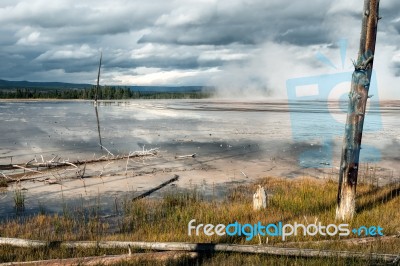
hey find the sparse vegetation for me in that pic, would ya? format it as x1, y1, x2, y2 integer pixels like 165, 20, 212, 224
0, 177, 8, 188
13, 189, 25, 212
0, 176, 399, 265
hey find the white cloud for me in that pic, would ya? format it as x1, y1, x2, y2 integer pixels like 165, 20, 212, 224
115, 68, 219, 86
16, 31, 41, 46
36, 44, 97, 60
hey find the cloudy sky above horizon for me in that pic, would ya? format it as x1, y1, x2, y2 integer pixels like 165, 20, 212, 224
1, 0, 400, 98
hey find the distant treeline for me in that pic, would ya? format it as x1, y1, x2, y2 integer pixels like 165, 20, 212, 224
0, 86, 213, 99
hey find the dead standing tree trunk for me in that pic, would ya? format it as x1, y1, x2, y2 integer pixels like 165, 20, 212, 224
336, 0, 380, 221
95, 52, 103, 150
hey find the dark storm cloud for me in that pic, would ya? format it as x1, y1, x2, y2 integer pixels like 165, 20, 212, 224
0, 1, 164, 33
106, 55, 222, 70
0, 0, 398, 93
138, 27, 256, 46
139, 1, 331, 47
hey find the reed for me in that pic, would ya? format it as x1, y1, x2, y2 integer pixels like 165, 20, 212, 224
13, 188, 25, 212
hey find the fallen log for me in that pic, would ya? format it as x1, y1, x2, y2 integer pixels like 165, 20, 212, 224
175, 153, 196, 159
0, 251, 198, 266
0, 238, 398, 263
132, 174, 179, 201
276, 234, 400, 247
0, 149, 158, 174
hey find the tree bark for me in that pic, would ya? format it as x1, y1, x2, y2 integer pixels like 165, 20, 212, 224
95, 52, 103, 150
95, 52, 102, 103
336, 0, 380, 221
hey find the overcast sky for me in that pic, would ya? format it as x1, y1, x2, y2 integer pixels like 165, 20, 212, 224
1, 0, 399, 98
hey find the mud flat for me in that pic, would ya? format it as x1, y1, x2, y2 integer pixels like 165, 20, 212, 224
0, 99, 399, 218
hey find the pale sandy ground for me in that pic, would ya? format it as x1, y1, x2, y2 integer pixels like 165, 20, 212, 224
1, 144, 398, 219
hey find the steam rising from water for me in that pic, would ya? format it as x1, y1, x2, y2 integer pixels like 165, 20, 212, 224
211, 41, 400, 100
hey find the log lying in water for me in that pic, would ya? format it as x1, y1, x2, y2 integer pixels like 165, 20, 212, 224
0, 149, 158, 172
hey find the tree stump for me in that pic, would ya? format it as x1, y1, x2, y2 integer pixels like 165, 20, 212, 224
253, 185, 267, 211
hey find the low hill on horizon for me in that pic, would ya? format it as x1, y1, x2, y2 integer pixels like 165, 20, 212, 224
0, 79, 213, 93
0, 79, 91, 89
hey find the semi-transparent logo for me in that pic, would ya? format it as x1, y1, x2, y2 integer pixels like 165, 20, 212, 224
286, 40, 382, 168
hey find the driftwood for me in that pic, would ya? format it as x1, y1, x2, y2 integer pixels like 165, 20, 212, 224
0, 149, 158, 173
11, 165, 42, 174
44, 179, 60, 185
175, 153, 196, 159
0, 251, 198, 266
0, 239, 398, 262
132, 175, 179, 201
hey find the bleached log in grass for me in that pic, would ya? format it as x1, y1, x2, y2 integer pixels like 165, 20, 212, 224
0, 238, 45, 248
276, 234, 400, 247
0, 251, 198, 266
0, 238, 398, 263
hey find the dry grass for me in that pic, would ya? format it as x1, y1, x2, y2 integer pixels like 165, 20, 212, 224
0, 176, 399, 265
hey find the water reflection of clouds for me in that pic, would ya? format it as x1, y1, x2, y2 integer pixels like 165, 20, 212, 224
3, 118, 27, 122
104, 105, 201, 121
1, 100, 399, 166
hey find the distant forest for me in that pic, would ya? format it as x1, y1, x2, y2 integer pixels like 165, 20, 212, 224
0, 86, 213, 99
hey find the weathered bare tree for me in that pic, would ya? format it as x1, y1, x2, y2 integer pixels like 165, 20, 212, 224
95, 52, 103, 150
95, 52, 102, 103
336, 0, 380, 221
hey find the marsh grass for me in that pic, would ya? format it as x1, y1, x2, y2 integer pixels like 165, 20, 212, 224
1, 176, 399, 264
13, 189, 25, 212
0, 177, 7, 188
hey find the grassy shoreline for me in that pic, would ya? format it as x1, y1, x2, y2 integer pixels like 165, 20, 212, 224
1, 176, 399, 264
